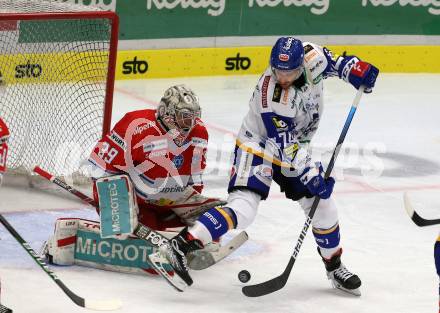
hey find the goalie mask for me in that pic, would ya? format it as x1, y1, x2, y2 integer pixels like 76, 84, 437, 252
157, 85, 201, 134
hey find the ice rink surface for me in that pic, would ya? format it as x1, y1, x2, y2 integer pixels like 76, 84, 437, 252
1, 73, 440, 313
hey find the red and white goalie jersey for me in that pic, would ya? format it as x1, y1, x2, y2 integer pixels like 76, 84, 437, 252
0, 117, 9, 180
89, 109, 208, 229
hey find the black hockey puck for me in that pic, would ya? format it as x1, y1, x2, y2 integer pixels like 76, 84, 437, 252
238, 270, 251, 283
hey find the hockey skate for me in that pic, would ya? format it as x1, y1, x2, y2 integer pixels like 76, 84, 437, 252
147, 227, 203, 292
319, 248, 361, 296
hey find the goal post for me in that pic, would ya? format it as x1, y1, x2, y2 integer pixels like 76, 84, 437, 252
0, 1, 118, 181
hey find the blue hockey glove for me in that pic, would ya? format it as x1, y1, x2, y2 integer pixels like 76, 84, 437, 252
339, 56, 379, 93
300, 162, 335, 199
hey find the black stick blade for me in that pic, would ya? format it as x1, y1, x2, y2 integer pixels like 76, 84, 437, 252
242, 258, 295, 297
242, 275, 288, 297
404, 192, 440, 227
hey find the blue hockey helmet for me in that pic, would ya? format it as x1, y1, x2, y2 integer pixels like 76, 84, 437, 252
270, 37, 304, 71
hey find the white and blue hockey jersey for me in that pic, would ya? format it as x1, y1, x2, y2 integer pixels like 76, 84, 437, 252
236, 42, 347, 170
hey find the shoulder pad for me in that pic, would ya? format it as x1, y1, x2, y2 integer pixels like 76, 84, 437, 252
116, 109, 160, 137
302, 42, 328, 81
191, 119, 208, 140
124, 109, 156, 122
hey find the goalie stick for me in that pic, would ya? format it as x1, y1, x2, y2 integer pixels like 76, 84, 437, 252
33, 167, 248, 282
403, 192, 440, 227
187, 231, 249, 270
0, 214, 122, 311
242, 87, 365, 297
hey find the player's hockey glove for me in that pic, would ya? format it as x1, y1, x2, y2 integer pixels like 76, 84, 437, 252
300, 162, 335, 199
338, 55, 379, 93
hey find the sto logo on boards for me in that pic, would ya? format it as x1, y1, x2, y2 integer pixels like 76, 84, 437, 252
15, 61, 42, 78
225, 53, 251, 71
122, 57, 148, 75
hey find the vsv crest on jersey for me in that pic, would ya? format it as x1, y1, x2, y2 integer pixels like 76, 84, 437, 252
271, 117, 288, 131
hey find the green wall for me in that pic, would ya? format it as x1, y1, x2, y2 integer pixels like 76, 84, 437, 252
114, 0, 440, 40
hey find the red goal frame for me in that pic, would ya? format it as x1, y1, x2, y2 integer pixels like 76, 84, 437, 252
0, 11, 119, 138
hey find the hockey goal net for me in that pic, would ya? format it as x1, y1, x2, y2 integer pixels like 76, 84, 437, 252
0, 0, 118, 183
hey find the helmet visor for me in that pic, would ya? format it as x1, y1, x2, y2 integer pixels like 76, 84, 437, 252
273, 67, 303, 82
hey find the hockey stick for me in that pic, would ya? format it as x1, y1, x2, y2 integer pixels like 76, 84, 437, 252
242, 86, 365, 297
33, 166, 98, 207
0, 214, 122, 310
403, 192, 440, 227
33, 167, 248, 269
0, 304, 13, 313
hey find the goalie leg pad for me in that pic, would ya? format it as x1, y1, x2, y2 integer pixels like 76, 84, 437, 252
46, 218, 235, 274
45, 218, 79, 265
96, 175, 138, 238
46, 218, 173, 275
75, 221, 171, 275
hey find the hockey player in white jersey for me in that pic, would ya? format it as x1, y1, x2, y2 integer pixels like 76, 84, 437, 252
155, 37, 379, 295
